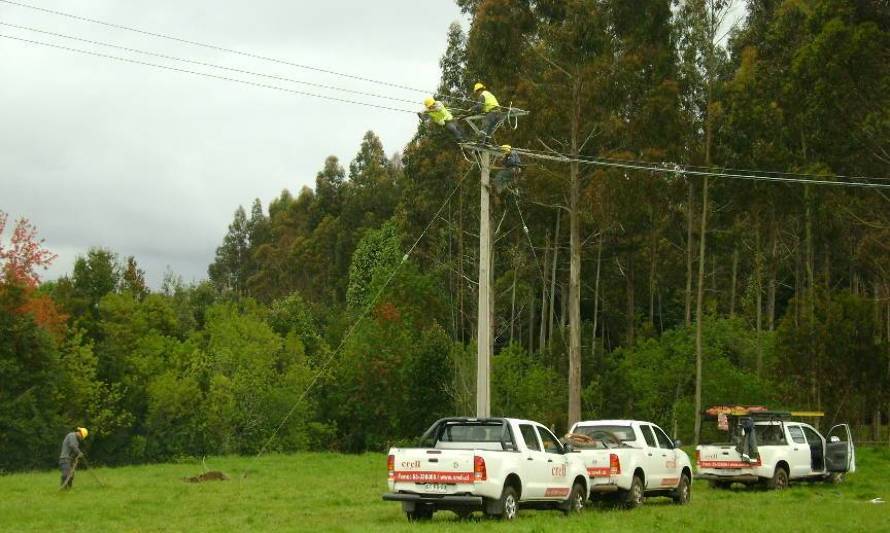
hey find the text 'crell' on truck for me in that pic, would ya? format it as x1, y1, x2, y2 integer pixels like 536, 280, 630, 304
383, 417, 589, 521
695, 406, 855, 490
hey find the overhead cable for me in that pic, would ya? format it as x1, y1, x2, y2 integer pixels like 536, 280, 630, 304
510, 147, 890, 189
527, 148, 889, 183
0, 0, 434, 96
0, 21, 420, 105
0, 33, 417, 113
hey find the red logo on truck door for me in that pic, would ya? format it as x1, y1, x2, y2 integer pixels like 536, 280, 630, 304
545, 487, 570, 497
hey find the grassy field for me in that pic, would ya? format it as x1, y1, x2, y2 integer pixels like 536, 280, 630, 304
1, 448, 888, 532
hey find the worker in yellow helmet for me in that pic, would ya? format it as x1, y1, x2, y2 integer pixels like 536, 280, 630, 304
418, 96, 465, 141
472, 82, 503, 139
59, 427, 88, 489
493, 144, 522, 194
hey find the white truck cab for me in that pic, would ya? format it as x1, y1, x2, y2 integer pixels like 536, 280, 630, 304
567, 420, 693, 508
383, 417, 589, 521
696, 409, 855, 489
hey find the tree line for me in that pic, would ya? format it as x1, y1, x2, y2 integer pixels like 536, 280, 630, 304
1, 0, 888, 471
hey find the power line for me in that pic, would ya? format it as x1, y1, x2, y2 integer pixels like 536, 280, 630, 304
0, 33, 417, 113
0, 0, 434, 96
538, 149, 890, 183
510, 146, 890, 190
0, 21, 421, 105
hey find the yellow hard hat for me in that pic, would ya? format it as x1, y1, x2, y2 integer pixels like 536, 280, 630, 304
77, 427, 89, 438
473, 82, 485, 92
500, 145, 512, 153
423, 97, 435, 108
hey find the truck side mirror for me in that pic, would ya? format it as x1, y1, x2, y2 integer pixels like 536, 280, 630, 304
563, 443, 575, 453
674, 439, 682, 449
829, 436, 840, 443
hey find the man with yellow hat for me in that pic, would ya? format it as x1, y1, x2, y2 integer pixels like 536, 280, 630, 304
59, 427, 88, 489
471, 82, 503, 139
419, 96, 465, 141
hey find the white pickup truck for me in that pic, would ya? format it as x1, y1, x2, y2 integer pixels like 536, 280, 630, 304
566, 420, 693, 508
696, 416, 856, 489
383, 417, 589, 521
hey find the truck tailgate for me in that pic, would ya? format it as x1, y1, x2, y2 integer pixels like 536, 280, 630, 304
697, 445, 761, 469
576, 449, 622, 486
390, 448, 476, 490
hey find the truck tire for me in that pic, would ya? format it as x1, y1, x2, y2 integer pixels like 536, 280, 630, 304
620, 475, 645, 509
497, 485, 519, 521
765, 466, 789, 490
672, 474, 691, 505
562, 482, 586, 515
405, 506, 433, 521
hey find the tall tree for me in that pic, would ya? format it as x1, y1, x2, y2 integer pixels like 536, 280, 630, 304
208, 206, 250, 294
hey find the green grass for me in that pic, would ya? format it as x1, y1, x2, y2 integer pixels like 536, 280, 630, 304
2, 448, 888, 532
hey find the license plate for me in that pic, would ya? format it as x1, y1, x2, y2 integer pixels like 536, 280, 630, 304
422, 483, 449, 493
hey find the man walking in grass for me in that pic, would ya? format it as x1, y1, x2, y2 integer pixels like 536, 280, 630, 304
59, 427, 88, 489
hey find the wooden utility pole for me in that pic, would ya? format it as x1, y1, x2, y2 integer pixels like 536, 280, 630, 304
477, 150, 492, 417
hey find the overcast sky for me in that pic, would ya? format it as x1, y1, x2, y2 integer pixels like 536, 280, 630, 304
1, 0, 465, 288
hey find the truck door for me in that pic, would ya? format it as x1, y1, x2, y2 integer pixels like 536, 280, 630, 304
518, 423, 546, 498
652, 424, 681, 488
536, 426, 572, 500
639, 424, 664, 489
801, 425, 826, 474
825, 424, 855, 473
785, 425, 813, 478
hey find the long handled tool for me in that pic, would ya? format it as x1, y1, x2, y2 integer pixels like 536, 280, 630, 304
58, 456, 79, 491
79, 455, 106, 488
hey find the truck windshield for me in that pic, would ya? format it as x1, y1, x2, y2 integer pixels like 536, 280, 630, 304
440, 423, 506, 442
418, 420, 515, 450
755, 424, 787, 445
572, 425, 635, 448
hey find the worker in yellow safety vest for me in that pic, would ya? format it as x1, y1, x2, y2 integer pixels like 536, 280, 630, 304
419, 97, 465, 141
472, 82, 504, 139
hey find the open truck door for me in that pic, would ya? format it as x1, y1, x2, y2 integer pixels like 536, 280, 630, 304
825, 424, 855, 474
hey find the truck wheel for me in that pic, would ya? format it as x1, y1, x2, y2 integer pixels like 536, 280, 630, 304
620, 475, 645, 509
405, 506, 433, 521
672, 474, 691, 505
563, 482, 586, 515
765, 466, 789, 490
498, 486, 519, 520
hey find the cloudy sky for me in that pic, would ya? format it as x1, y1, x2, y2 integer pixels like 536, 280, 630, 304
1, 0, 465, 288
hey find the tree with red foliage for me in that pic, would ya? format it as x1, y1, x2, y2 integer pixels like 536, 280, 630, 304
0, 211, 66, 335
0, 211, 58, 287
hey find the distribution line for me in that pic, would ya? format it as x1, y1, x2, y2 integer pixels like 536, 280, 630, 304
0, 0, 480, 105
244, 165, 474, 473
527, 148, 890, 183
510, 147, 890, 190
0, 21, 420, 105
0, 33, 417, 113
518, 145, 890, 185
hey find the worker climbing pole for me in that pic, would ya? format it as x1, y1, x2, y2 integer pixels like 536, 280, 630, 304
455, 82, 529, 418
